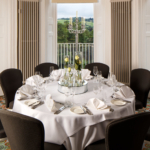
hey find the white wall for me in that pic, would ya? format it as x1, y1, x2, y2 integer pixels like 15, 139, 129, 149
132, 0, 150, 71
0, 0, 17, 96
39, 0, 57, 64
94, 0, 111, 68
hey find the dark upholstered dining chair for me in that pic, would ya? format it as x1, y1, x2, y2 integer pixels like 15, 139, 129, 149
0, 110, 66, 150
130, 68, 150, 110
0, 69, 22, 108
85, 63, 109, 78
35, 63, 59, 77
0, 119, 6, 139
145, 127, 150, 141
85, 112, 150, 150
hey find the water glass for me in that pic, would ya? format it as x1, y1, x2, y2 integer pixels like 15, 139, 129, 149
49, 66, 54, 76
93, 86, 99, 97
35, 71, 40, 75
97, 71, 102, 82
49, 66, 54, 81
93, 66, 98, 76
70, 88, 75, 105
63, 87, 71, 106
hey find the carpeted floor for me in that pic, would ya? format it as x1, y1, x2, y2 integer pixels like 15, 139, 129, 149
0, 96, 150, 150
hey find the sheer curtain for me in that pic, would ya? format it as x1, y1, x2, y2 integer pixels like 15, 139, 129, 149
132, 0, 150, 71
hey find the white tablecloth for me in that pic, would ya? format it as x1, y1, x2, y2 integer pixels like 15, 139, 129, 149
13, 80, 135, 150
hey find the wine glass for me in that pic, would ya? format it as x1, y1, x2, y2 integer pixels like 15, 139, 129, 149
112, 74, 117, 92
35, 71, 40, 76
63, 87, 71, 107
93, 86, 99, 98
49, 66, 54, 82
93, 66, 98, 81
70, 88, 75, 106
97, 71, 102, 83
37, 85, 46, 102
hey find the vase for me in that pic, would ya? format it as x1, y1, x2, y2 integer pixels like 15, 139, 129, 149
64, 55, 69, 68
74, 52, 82, 71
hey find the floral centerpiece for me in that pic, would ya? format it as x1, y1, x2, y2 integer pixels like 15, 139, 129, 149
75, 52, 82, 71
74, 52, 82, 85
64, 55, 69, 68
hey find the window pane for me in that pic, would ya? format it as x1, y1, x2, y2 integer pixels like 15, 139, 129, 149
57, 4, 94, 68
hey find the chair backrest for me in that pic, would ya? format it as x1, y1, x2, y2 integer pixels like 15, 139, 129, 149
35, 63, 59, 77
0, 110, 45, 150
85, 63, 109, 78
130, 68, 150, 107
0, 69, 22, 108
105, 112, 150, 150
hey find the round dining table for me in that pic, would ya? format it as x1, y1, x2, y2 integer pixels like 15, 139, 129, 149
13, 80, 135, 150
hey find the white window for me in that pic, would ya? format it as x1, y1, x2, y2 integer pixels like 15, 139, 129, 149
57, 3, 94, 68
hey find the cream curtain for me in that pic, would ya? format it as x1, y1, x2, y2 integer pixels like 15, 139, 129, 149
52, 0, 98, 3
110, 0, 131, 2
132, 0, 150, 71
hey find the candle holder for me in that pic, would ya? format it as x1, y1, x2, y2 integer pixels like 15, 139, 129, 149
68, 16, 86, 52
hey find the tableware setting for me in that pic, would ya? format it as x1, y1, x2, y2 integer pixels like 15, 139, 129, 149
13, 72, 135, 150
70, 106, 86, 114
111, 99, 127, 106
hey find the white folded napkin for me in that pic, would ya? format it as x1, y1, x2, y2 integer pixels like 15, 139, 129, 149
105, 80, 113, 87
86, 98, 107, 110
45, 94, 63, 112
20, 85, 35, 96
26, 75, 44, 86
81, 69, 93, 80
17, 92, 29, 100
17, 85, 35, 100
113, 86, 135, 100
51, 69, 65, 81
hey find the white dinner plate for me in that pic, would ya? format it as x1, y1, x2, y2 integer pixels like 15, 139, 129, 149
70, 106, 86, 114
111, 99, 127, 106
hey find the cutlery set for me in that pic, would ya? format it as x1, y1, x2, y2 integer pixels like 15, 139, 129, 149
27, 101, 44, 109
54, 105, 94, 115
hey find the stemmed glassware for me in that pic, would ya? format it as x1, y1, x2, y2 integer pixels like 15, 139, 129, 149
35, 71, 43, 77
35, 71, 40, 76
112, 74, 118, 92
97, 71, 102, 83
49, 66, 54, 82
93, 86, 99, 98
93, 66, 98, 82
70, 88, 75, 106
63, 87, 71, 107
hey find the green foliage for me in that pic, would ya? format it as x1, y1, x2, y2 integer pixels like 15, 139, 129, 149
57, 17, 93, 43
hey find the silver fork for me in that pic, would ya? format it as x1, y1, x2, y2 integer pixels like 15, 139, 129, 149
31, 101, 44, 109
54, 106, 68, 115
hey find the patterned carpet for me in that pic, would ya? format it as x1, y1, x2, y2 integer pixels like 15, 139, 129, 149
0, 96, 150, 150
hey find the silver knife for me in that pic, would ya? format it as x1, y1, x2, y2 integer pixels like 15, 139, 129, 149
54, 106, 66, 114
121, 99, 131, 103
83, 106, 93, 115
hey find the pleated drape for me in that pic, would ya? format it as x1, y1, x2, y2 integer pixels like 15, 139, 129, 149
18, 0, 39, 81
111, 1, 131, 84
